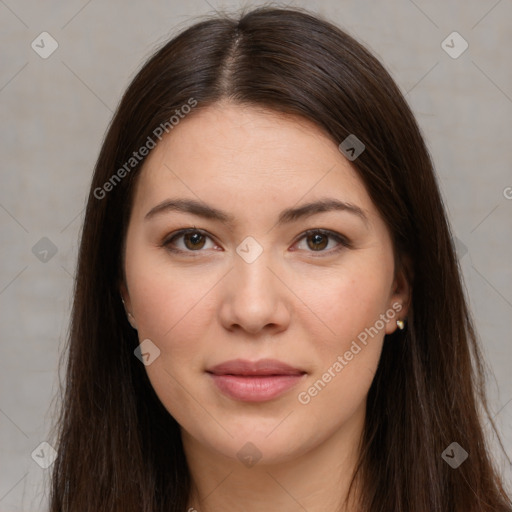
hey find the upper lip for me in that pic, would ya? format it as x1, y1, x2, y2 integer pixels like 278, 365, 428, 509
207, 359, 306, 376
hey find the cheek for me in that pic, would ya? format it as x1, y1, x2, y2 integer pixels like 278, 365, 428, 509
131, 273, 221, 402
293, 257, 394, 352
127, 248, 219, 343
291, 258, 393, 411
292, 306, 386, 439
123, 239, 220, 390
126, 263, 220, 427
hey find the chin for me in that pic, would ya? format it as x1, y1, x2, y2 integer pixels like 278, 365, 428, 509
181, 414, 320, 469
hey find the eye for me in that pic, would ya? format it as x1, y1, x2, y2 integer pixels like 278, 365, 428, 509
162, 228, 350, 256
162, 228, 218, 253
293, 229, 350, 254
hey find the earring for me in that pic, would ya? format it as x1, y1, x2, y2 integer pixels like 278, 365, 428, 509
396, 319, 405, 330
121, 296, 137, 329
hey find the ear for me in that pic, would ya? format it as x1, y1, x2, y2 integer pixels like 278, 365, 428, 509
385, 256, 412, 335
119, 281, 137, 330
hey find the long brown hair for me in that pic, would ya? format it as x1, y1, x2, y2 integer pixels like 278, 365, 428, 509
50, 7, 512, 511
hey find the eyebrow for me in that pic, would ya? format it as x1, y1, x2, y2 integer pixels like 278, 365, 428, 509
144, 197, 368, 226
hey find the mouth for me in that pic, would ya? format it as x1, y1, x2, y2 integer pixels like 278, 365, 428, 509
206, 359, 307, 402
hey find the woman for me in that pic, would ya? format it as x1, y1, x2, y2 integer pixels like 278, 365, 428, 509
49, 6, 512, 512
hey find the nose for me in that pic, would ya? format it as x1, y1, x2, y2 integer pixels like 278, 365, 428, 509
218, 250, 291, 335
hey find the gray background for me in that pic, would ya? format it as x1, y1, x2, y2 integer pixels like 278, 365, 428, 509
1, 0, 511, 510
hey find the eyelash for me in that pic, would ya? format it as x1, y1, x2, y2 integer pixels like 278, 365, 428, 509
161, 227, 351, 256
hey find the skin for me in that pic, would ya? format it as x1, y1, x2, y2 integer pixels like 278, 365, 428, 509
121, 101, 410, 512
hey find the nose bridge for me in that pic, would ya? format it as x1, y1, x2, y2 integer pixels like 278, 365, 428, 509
232, 241, 277, 303
233, 234, 274, 287
219, 238, 290, 333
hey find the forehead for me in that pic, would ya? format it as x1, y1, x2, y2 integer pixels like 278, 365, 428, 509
131, 102, 374, 221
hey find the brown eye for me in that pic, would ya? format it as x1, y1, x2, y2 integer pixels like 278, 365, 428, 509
306, 232, 328, 251
294, 229, 351, 254
163, 229, 217, 254
183, 232, 206, 250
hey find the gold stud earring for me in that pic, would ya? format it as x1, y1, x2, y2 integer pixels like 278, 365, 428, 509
397, 319, 405, 330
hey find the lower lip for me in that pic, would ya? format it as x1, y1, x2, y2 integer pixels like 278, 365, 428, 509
208, 373, 305, 402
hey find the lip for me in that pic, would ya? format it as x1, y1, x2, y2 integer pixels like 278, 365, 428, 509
207, 358, 305, 376
206, 359, 307, 402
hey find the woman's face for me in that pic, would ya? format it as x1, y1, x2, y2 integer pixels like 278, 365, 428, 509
122, 101, 409, 466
